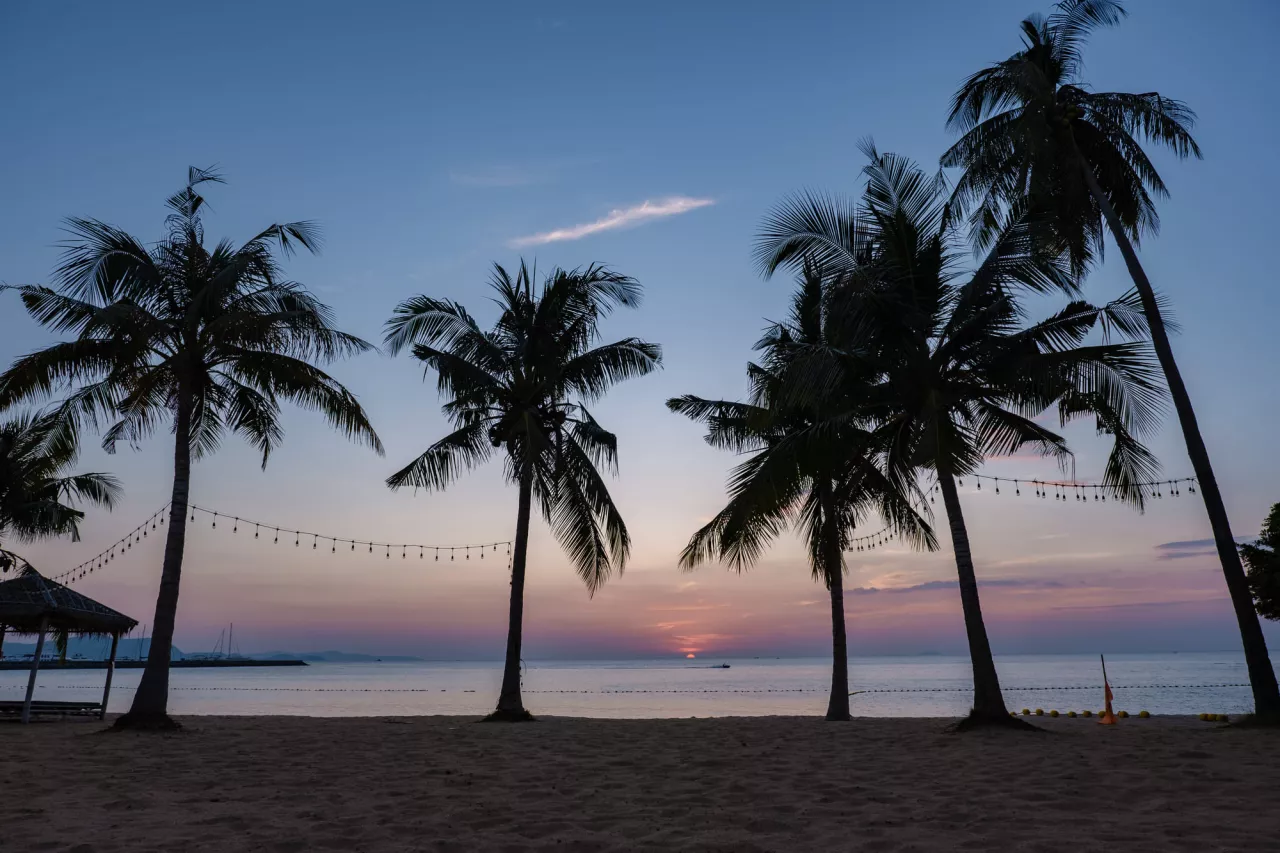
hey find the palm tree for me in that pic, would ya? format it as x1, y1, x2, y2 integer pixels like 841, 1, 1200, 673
0, 411, 120, 660
668, 266, 935, 720
757, 144, 1165, 726
941, 0, 1280, 718
1240, 504, 1280, 622
384, 261, 661, 720
0, 167, 384, 729
0, 409, 121, 575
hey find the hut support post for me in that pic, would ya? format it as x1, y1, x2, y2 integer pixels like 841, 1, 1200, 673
100, 631, 120, 720
21, 615, 49, 724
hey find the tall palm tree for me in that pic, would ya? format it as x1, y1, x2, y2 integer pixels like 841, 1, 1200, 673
0, 409, 121, 574
0, 167, 384, 729
757, 145, 1165, 726
668, 267, 935, 720
384, 261, 661, 720
940, 0, 1280, 718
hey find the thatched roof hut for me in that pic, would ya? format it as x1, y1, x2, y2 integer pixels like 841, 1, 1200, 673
0, 571, 137, 723
0, 571, 137, 636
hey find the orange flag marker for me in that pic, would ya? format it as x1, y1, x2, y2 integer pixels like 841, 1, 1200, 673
1098, 654, 1118, 725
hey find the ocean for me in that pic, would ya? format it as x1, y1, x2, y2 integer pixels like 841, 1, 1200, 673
0, 652, 1260, 717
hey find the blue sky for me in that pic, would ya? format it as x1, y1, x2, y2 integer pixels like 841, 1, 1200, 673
2, 0, 1279, 658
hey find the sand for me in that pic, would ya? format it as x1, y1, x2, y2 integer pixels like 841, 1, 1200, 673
3, 715, 1278, 852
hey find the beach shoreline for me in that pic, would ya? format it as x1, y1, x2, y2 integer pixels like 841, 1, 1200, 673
4, 714, 1277, 851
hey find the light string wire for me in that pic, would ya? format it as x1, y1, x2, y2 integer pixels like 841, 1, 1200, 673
41, 503, 512, 587
846, 474, 1199, 553
45, 504, 171, 586
186, 504, 511, 564
42, 473, 1198, 580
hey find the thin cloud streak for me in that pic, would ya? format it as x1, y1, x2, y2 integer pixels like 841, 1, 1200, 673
509, 196, 714, 247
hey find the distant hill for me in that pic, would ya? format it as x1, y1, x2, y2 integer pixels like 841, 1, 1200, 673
2, 639, 422, 663
2, 637, 180, 660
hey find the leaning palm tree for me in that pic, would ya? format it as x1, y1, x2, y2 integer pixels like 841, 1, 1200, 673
669, 267, 935, 720
757, 145, 1165, 726
940, 0, 1280, 718
0, 167, 384, 729
384, 261, 661, 720
0, 409, 121, 575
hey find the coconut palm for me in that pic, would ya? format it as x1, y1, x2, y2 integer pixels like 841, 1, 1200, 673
940, 0, 1280, 717
0, 409, 121, 575
757, 145, 1165, 726
384, 261, 661, 720
668, 266, 935, 720
0, 167, 383, 728
1241, 504, 1280, 622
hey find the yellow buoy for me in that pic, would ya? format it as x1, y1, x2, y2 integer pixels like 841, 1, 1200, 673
1138, 710, 1150, 719
1034, 708, 1044, 716
1049, 709, 1059, 717
1021, 708, 1031, 716
1117, 710, 1129, 718
1082, 710, 1092, 717
1067, 711, 1077, 718
1198, 713, 1210, 721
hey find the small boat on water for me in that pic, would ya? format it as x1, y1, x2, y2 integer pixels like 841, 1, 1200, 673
717, 663, 730, 669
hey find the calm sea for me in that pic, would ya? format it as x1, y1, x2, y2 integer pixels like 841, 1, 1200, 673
0, 653, 1258, 718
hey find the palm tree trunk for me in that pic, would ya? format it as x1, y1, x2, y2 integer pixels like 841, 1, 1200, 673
491, 461, 534, 721
821, 487, 851, 721
825, 558, 852, 721
1080, 163, 1280, 718
114, 386, 192, 730
937, 470, 1011, 722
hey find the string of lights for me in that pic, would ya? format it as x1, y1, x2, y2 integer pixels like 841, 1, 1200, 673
186, 504, 511, 563
936, 475, 1197, 502
46, 504, 171, 586
846, 474, 1198, 553
46, 503, 512, 588
49, 473, 1195, 581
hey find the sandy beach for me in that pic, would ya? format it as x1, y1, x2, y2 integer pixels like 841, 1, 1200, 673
3, 715, 1278, 852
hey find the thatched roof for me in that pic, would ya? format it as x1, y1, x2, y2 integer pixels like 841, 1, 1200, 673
0, 571, 137, 635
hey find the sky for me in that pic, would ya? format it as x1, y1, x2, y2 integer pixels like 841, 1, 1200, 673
2, 0, 1279, 660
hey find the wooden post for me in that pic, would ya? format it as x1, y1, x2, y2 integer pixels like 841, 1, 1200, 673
0, 624, 6, 659
21, 615, 50, 724
100, 631, 121, 720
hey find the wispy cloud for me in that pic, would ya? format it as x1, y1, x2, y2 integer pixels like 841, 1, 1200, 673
1154, 537, 1248, 560
851, 578, 1064, 595
509, 196, 714, 247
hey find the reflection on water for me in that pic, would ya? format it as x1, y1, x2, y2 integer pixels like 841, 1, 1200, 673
0, 653, 1257, 718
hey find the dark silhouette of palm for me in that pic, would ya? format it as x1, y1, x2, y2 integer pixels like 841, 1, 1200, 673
384, 262, 661, 720
1241, 505, 1280, 623
757, 144, 1164, 726
0, 168, 383, 728
669, 266, 935, 720
0, 410, 121, 575
941, 0, 1280, 718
